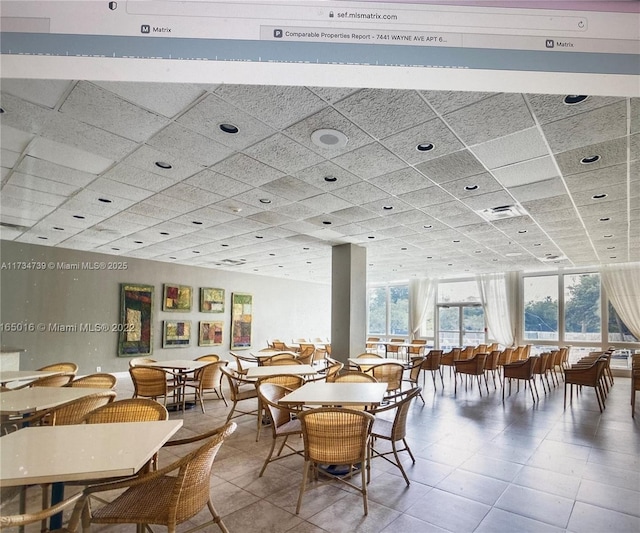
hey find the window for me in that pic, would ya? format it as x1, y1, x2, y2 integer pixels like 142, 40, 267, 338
438, 280, 481, 304
523, 275, 558, 341
437, 280, 484, 348
367, 284, 409, 337
564, 273, 601, 342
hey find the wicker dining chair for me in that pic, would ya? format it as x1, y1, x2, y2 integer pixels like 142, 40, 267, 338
75, 422, 237, 533
502, 356, 540, 403
334, 371, 378, 383
256, 383, 304, 476
255, 374, 305, 441
483, 350, 501, 389
228, 351, 257, 375
366, 362, 405, 396
324, 361, 344, 382
69, 373, 117, 389
0, 491, 83, 532
183, 361, 228, 413
220, 366, 259, 425
83, 398, 168, 424
128, 357, 156, 368
296, 408, 374, 516
369, 387, 421, 485
37, 362, 79, 375
129, 366, 179, 407
564, 358, 607, 413
262, 353, 299, 366
402, 357, 426, 404
421, 350, 444, 389
46, 390, 117, 426
454, 353, 489, 395
296, 344, 316, 365
440, 347, 461, 377
14, 372, 75, 389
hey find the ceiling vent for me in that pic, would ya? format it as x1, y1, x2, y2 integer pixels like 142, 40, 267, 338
0, 221, 30, 231
219, 259, 246, 266
477, 204, 528, 222
539, 254, 568, 262
311, 129, 349, 150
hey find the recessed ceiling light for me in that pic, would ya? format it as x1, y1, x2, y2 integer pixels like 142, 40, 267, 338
134, 240, 143, 244
219, 123, 239, 134
256, 235, 263, 239
607, 246, 616, 250
0, 108, 5, 114
311, 129, 349, 149
423, 224, 432, 229
533, 243, 541, 246
563, 95, 589, 105
192, 221, 203, 225
303, 247, 310, 250
53, 227, 64, 231
269, 253, 276, 256
464, 185, 478, 191
492, 258, 499, 262
474, 250, 482, 254
604, 234, 614, 238
592, 193, 607, 200
73, 215, 85, 219
306, 261, 312, 264
193, 250, 200, 253
599, 217, 610, 221
581, 155, 601, 165
259, 198, 271, 204
324, 176, 337, 182
368, 236, 375, 239
112, 247, 120, 251
98, 198, 112, 203
37, 236, 48, 240
382, 206, 393, 210
278, 265, 284, 268
518, 230, 527, 234
155, 161, 172, 169
221, 243, 229, 247
610, 256, 617, 259
401, 247, 407, 250
322, 221, 332, 225
416, 143, 434, 152
447, 263, 453, 266
426, 256, 433, 259
169, 256, 176, 259
160, 232, 169, 235
452, 240, 460, 243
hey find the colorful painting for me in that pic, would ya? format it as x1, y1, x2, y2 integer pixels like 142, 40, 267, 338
118, 283, 153, 356
163, 320, 191, 348
163, 284, 192, 311
199, 321, 223, 346
231, 293, 252, 350
200, 287, 225, 313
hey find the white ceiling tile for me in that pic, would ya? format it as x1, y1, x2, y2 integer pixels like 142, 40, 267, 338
102, 163, 176, 192
15, 156, 97, 187
526, 93, 623, 125
421, 90, 495, 115
331, 181, 388, 204
462, 190, 516, 211
1, 79, 73, 109
294, 161, 362, 191
59, 82, 169, 142
0, 124, 34, 152
332, 143, 406, 179
93, 81, 204, 118
0, 93, 53, 134
440, 172, 504, 198
185, 169, 252, 197
87, 178, 155, 202
493, 156, 560, 188
1, 148, 20, 168
243, 134, 324, 175
471, 127, 549, 169
7, 172, 80, 197
121, 145, 204, 181
147, 123, 234, 166
1, 183, 69, 207
416, 149, 485, 184
555, 137, 628, 176
259, 176, 324, 202
160, 183, 224, 206
27, 137, 114, 174
509, 178, 568, 203
212, 153, 284, 186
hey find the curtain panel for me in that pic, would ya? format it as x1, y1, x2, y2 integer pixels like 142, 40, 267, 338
409, 278, 436, 340
601, 263, 640, 339
477, 272, 517, 347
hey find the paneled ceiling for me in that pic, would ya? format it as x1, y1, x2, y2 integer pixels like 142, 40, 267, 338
1, 80, 637, 284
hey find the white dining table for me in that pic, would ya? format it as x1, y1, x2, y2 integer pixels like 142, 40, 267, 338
0, 370, 60, 387
0, 420, 183, 486
0, 386, 110, 416
279, 382, 388, 407
246, 364, 318, 378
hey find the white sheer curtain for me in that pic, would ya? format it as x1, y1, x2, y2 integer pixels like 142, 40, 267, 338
601, 262, 640, 339
409, 278, 436, 340
477, 272, 517, 347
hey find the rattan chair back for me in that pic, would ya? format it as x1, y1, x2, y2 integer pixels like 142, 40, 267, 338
368, 362, 404, 393
0, 491, 82, 531
129, 366, 176, 405
334, 371, 378, 383
69, 373, 117, 389
195, 354, 221, 362
48, 390, 116, 426
27, 372, 75, 388
128, 356, 156, 368
83, 398, 168, 423
325, 361, 344, 382
37, 362, 78, 375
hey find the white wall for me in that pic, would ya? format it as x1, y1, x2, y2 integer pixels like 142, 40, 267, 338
0, 241, 330, 372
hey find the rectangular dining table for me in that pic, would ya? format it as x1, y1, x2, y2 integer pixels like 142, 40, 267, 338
139, 359, 210, 411
279, 382, 388, 407
0, 386, 110, 416
0, 420, 183, 528
246, 364, 318, 378
0, 370, 60, 387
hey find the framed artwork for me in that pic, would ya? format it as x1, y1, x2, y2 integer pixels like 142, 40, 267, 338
200, 287, 225, 313
163, 284, 192, 311
118, 283, 154, 356
163, 320, 191, 348
231, 293, 252, 350
199, 321, 223, 346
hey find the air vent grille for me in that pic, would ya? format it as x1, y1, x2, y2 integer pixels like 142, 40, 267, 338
477, 204, 528, 222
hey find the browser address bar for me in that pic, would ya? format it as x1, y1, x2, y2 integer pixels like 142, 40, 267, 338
126, 1, 588, 32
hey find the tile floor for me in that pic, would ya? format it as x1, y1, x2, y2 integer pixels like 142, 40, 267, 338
4, 368, 640, 532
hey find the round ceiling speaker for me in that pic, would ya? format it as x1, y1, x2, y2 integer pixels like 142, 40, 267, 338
311, 129, 349, 149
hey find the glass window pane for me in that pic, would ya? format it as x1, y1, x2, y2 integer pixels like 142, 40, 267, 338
564, 273, 601, 342
608, 302, 639, 343
438, 281, 480, 303
523, 275, 558, 341
368, 287, 386, 335
439, 306, 459, 348
389, 285, 409, 335
462, 306, 485, 345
